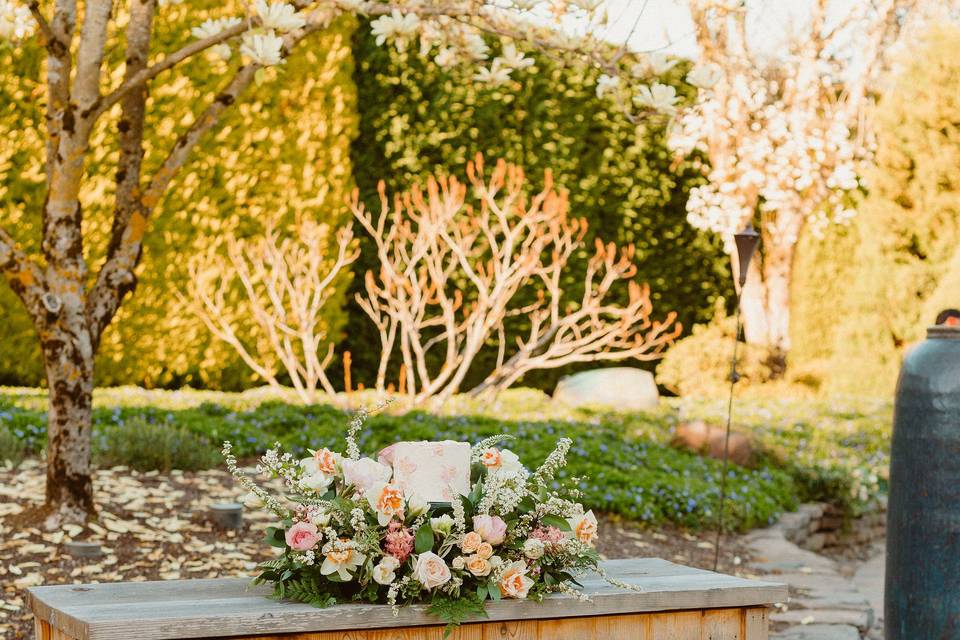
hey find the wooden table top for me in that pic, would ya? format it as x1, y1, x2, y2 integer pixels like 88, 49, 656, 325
28, 557, 787, 640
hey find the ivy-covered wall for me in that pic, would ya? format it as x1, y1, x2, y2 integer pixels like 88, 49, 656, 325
0, 9, 359, 389
338, 25, 732, 392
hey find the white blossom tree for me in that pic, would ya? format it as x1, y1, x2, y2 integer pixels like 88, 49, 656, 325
670, 0, 932, 370
0, 0, 713, 525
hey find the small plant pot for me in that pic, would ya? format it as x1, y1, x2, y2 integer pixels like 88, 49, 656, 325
210, 502, 244, 529
65, 541, 102, 558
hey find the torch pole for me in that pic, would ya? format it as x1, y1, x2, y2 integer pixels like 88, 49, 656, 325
712, 295, 742, 572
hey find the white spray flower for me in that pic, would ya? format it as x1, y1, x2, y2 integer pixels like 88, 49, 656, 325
240, 29, 285, 66
191, 17, 242, 40
0, 0, 34, 41
634, 82, 679, 114
687, 63, 723, 90
595, 73, 620, 99
254, 0, 305, 32
645, 52, 678, 75
498, 43, 534, 70
370, 10, 420, 52
474, 60, 513, 86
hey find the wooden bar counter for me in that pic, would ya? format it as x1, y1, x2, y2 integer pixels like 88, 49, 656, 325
28, 558, 786, 640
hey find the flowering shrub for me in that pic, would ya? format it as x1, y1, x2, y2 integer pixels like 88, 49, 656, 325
224, 414, 637, 628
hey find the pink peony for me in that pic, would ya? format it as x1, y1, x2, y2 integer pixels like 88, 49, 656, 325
384, 521, 414, 563
285, 521, 320, 551
473, 514, 507, 545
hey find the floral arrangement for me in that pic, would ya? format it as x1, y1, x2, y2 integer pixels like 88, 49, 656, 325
222, 406, 638, 630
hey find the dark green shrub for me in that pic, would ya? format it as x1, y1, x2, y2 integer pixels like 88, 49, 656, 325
94, 418, 221, 472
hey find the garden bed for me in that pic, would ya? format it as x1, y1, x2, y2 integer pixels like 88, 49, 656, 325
0, 387, 891, 525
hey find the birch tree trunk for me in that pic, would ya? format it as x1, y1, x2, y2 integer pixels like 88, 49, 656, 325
735, 228, 794, 375
42, 314, 96, 523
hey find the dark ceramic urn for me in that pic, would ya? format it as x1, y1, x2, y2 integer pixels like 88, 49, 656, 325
886, 326, 960, 639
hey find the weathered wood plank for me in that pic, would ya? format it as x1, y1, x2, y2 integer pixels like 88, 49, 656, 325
648, 610, 702, 640
27, 558, 785, 640
192, 611, 762, 640
701, 608, 741, 640
743, 607, 768, 640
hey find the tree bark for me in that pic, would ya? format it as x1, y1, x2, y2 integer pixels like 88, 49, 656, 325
736, 235, 794, 376
41, 298, 96, 524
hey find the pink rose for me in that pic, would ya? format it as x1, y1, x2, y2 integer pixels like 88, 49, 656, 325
285, 521, 320, 551
414, 551, 451, 590
473, 515, 507, 545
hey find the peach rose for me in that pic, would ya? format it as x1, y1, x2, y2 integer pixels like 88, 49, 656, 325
466, 554, 492, 577
414, 551, 451, 590
480, 448, 502, 468
568, 510, 598, 545
368, 482, 405, 526
476, 542, 493, 560
285, 521, 320, 551
473, 515, 507, 545
498, 561, 534, 599
461, 531, 482, 554
312, 448, 340, 475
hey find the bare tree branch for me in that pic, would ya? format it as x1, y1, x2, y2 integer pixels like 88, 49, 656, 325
28, 1, 54, 43
185, 220, 358, 401
87, 20, 327, 341
0, 228, 48, 326
353, 156, 679, 403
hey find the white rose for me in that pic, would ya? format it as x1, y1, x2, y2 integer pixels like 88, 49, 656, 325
408, 493, 428, 518
310, 511, 331, 528
372, 561, 397, 585
242, 491, 264, 508
430, 514, 454, 536
300, 457, 321, 475
341, 457, 392, 494
414, 551, 451, 590
493, 449, 526, 478
523, 538, 545, 560
380, 555, 400, 571
452, 556, 466, 570
300, 472, 333, 493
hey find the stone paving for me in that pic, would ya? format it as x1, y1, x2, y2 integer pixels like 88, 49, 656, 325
743, 505, 886, 640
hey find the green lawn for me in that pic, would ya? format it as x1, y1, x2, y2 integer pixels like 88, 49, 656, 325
0, 386, 890, 532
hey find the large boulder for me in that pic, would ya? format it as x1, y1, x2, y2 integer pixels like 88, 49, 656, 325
672, 420, 757, 467
553, 368, 659, 411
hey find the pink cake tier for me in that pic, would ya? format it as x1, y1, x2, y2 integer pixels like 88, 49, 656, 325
378, 440, 472, 503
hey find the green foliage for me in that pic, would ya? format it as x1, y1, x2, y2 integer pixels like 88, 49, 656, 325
1, 386, 895, 530
428, 592, 488, 634
94, 417, 221, 472
657, 300, 782, 397
790, 26, 960, 395
341, 26, 732, 391
281, 578, 339, 609
0, 7, 359, 389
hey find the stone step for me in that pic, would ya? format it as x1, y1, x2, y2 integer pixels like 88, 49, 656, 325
773, 623, 861, 640
772, 607, 873, 631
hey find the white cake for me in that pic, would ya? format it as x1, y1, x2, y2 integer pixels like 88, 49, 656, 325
378, 440, 472, 503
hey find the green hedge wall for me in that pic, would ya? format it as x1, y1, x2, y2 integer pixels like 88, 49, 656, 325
0, 8, 358, 389
339, 26, 733, 392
